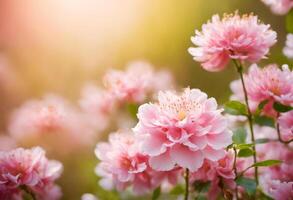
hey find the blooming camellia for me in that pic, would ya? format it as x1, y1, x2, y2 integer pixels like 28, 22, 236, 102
134, 88, 232, 172
0, 147, 63, 200
278, 111, 293, 142
230, 64, 293, 117
188, 12, 277, 71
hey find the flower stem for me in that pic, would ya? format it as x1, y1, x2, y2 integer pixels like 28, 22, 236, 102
20, 185, 36, 200
233, 147, 239, 200
184, 168, 190, 200
276, 112, 293, 144
232, 59, 258, 185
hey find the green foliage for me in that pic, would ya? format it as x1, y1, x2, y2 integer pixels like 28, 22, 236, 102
255, 100, 269, 115
224, 101, 247, 116
236, 177, 256, 196
286, 10, 293, 33
170, 185, 184, 195
252, 160, 282, 167
273, 102, 293, 113
238, 148, 254, 157
126, 103, 139, 119
232, 127, 247, 144
152, 187, 161, 200
255, 138, 270, 144
254, 115, 275, 128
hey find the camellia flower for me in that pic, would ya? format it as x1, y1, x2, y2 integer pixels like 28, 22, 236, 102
230, 64, 293, 117
134, 88, 232, 172
278, 111, 293, 142
190, 151, 236, 200
79, 83, 116, 131
95, 131, 180, 195
283, 33, 293, 59
0, 147, 63, 200
8, 94, 95, 148
188, 12, 277, 71
261, 0, 293, 15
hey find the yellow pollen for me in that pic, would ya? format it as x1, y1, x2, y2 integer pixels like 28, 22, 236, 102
178, 110, 186, 120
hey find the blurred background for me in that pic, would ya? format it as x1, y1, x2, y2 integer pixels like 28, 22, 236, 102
0, 0, 291, 199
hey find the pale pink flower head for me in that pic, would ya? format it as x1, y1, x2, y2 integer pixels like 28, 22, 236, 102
134, 88, 232, 172
103, 61, 154, 103
188, 12, 277, 72
278, 111, 293, 142
95, 132, 153, 195
261, 0, 293, 15
0, 147, 63, 200
79, 83, 116, 131
283, 33, 293, 59
230, 64, 293, 117
9, 94, 95, 148
261, 179, 293, 200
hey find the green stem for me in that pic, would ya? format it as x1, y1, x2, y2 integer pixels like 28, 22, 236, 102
20, 185, 36, 200
184, 168, 190, 200
233, 147, 239, 200
276, 112, 293, 144
232, 59, 258, 185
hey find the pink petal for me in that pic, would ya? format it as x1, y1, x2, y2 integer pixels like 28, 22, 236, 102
149, 150, 175, 171
202, 146, 225, 161
170, 144, 204, 171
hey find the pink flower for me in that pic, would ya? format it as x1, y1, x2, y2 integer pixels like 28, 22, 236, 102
261, 0, 293, 15
103, 61, 154, 103
190, 151, 236, 200
278, 111, 293, 142
103, 61, 174, 103
134, 88, 232, 172
0, 147, 63, 200
261, 178, 293, 200
283, 33, 293, 59
95, 131, 178, 195
188, 12, 277, 72
8, 94, 95, 148
79, 83, 116, 131
230, 64, 293, 117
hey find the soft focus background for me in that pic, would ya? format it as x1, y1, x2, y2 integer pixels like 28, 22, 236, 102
0, 0, 291, 199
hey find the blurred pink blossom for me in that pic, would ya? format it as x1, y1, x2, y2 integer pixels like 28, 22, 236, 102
134, 88, 232, 172
188, 12, 277, 71
79, 83, 116, 131
0, 147, 63, 200
103, 61, 174, 103
261, 0, 293, 15
278, 111, 293, 142
283, 33, 293, 59
8, 94, 95, 148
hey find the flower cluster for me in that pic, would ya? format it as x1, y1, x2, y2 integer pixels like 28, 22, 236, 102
0, 147, 63, 200
284, 33, 293, 59
95, 88, 232, 196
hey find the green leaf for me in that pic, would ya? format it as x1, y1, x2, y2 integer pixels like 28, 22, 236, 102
286, 10, 293, 33
238, 148, 254, 157
254, 115, 275, 128
224, 101, 247, 116
273, 102, 293, 113
255, 100, 269, 115
193, 181, 210, 193
232, 127, 247, 144
170, 185, 184, 195
252, 160, 282, 167
236, 143, 254, 149
236, 177, 256, 196
152, 187, 161, 200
